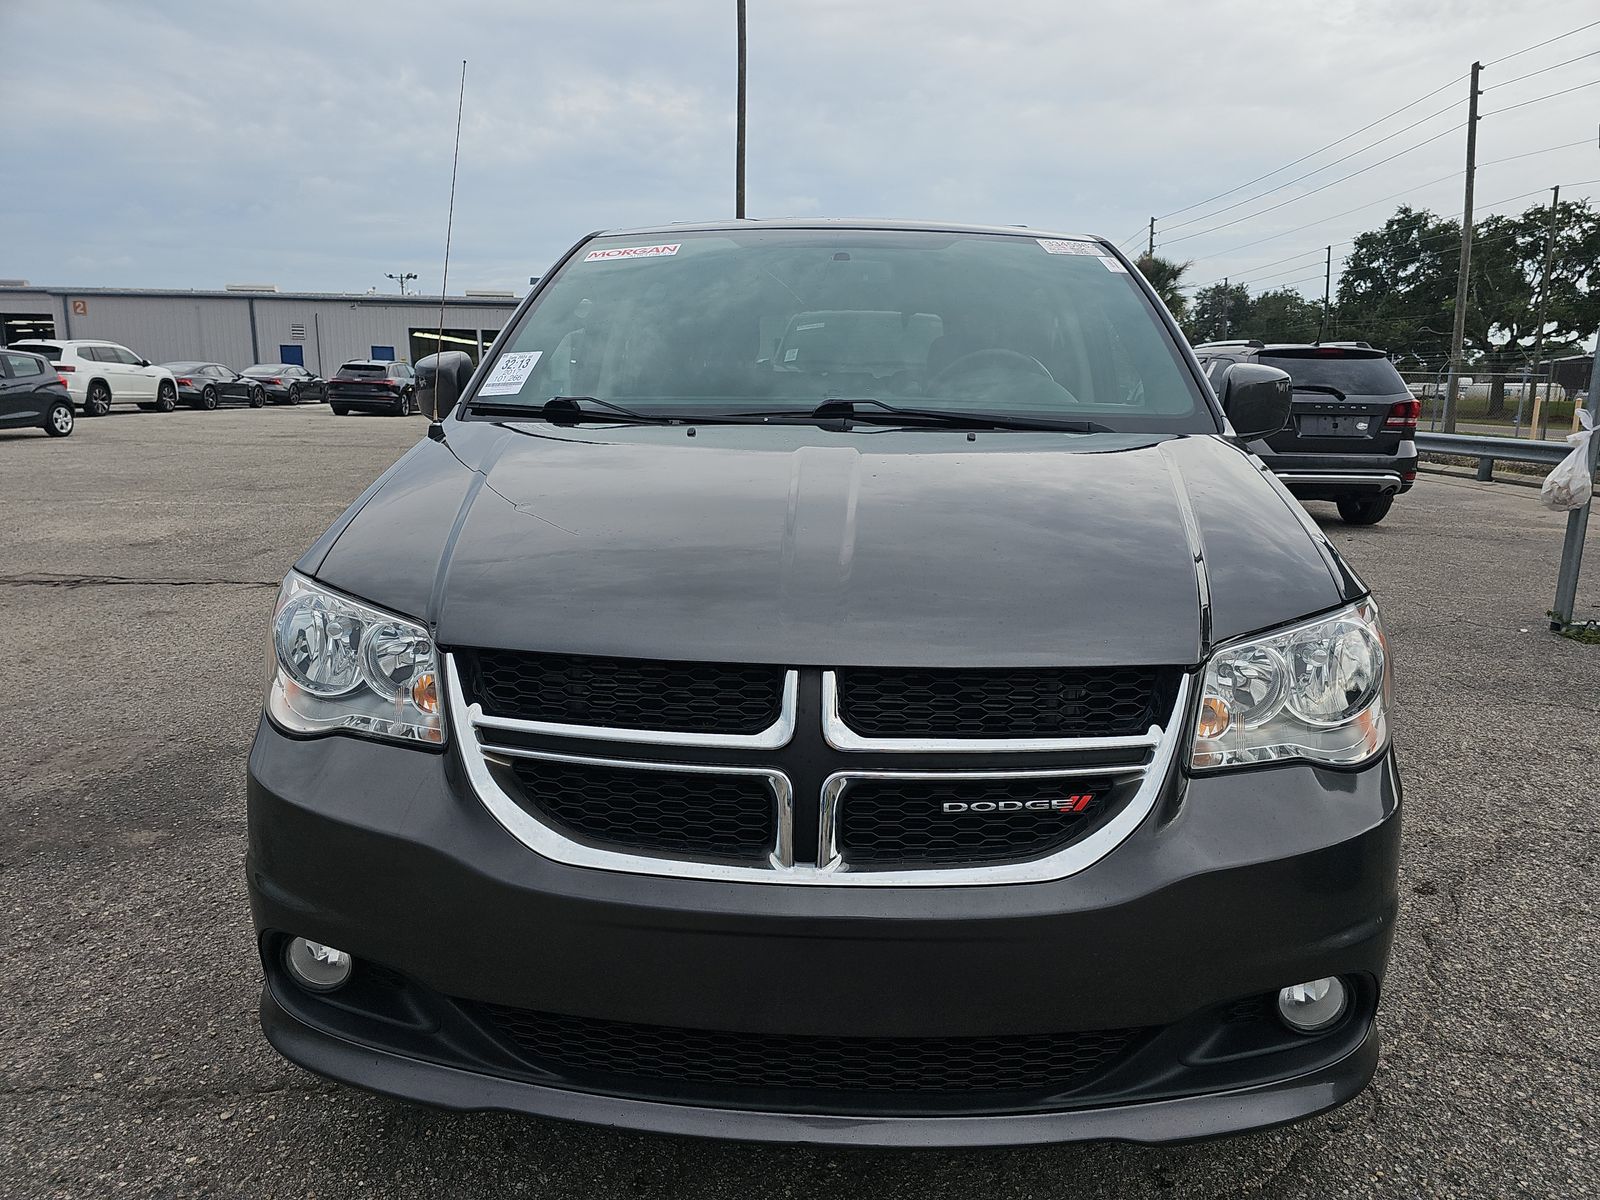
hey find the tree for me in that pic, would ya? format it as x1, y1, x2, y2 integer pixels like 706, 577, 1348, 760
1332, 198, 1600, 365
1188, 282, 1250, 343
1474, 199, 1600, 358
1240, 288, 1322, 343
1135, 254, 1192, 323
1333, 206, 1459, 359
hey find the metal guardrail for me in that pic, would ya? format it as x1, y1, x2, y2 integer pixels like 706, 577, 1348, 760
1414, 431, 1571, 481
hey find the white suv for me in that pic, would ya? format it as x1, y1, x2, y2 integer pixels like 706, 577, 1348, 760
8, 339, 178, 415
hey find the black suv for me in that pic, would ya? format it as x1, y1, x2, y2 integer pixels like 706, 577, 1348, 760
248, 221, 1401, 1147
326, 359, 416, 416
1192, 341, 1418, 524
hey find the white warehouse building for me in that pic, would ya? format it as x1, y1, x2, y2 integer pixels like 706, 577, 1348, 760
0, 284, 524, 374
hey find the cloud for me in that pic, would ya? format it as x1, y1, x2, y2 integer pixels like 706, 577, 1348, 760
1, 0, 1595, 296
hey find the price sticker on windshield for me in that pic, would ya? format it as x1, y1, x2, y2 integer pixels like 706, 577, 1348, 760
478, 351, 542, 397
1037, 238, 1099, 255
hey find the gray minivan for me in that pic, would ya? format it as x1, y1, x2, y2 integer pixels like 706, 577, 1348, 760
247, 220, 1401, 1146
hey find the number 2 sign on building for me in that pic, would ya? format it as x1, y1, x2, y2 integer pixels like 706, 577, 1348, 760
71, 299, 88, 316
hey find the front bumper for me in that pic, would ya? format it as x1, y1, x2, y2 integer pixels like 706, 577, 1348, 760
246, 719, 1401, 1145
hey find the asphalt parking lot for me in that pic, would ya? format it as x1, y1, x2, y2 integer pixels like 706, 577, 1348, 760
2, 405, 1596, 1199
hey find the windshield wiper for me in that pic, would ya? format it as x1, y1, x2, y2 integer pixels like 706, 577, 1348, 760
467, 396, 708, 425
746, 397, 1115, 433
1291, 384, 1347, 401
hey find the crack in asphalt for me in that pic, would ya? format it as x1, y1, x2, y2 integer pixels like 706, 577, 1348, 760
0, 574, 279, 589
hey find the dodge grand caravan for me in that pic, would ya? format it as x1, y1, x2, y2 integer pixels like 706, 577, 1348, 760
247, 220, 1401, 1146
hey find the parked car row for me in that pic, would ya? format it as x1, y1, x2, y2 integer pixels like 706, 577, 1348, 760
0, 338, 425, 434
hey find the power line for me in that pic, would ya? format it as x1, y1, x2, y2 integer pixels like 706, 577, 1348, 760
1164, 123, 1466, 247
1185, 156, 1599, 270
1228, 256, 1329, 287
1160, 96, 1465, 236
1190, 252, 1332, 293
1484, 18, 1600, 67
1154, 71, 1466, 222
1182, 141, 1593, 284
1480, 137, 1594, 167
1483, 48, 1600, 91
1482, 77, 1600, 117
1154, 21, 1598, 259
1255, 274, 1327, 295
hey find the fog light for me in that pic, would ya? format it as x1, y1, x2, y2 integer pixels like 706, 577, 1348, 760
284, 937, 353, 992
1277, 976, 1348, 1033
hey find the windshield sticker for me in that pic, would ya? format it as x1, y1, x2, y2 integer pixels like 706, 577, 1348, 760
1037, 238, 1098, 256
1100, 257, 1130, 273
478, 350, 543, 396
584, 243, 681, 262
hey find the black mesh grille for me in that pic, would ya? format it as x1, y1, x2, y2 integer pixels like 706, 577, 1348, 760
838, 777, 1118, 865
504, 757, 775, 861
479, 1005, 1142, 1096
836, 666, 1172, 738
465, 650, 784, 734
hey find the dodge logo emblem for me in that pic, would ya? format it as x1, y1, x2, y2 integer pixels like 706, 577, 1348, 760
942, 794, 1095, 815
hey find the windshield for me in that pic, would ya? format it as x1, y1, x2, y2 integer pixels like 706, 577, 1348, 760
1261, 352, 1408, 397
472, 228, 1213, 431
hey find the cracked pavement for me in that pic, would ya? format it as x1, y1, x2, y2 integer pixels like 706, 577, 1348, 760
2, 407, 1597, 1198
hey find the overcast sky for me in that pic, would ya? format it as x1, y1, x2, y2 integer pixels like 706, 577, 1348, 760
2, 0, 1596, 299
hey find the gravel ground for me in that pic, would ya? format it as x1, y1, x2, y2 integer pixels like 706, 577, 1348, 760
2, 405, 1596, 1199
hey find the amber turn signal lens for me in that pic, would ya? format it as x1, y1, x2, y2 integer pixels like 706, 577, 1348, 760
411, 672, 439, 714
1196, 695, 1231, 739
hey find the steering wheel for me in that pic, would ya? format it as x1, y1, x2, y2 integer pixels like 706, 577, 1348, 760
932, 347, 1056, 388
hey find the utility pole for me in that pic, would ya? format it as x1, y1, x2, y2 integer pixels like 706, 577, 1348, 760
1443, 61, 1482, 434
1530, 185, 1560, 438
1320, 245, 1332, 342
1147, 217, 1155, 260
1221, 278, 1229, 339
735, 0, 747, 219
385, 271, 418, 295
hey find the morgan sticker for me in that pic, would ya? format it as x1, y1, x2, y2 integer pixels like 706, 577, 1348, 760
584, 243, 681, 262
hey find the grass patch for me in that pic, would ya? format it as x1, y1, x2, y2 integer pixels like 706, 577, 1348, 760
1556, 623, 1600, 645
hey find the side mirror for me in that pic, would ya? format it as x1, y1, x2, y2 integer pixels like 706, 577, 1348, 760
417, 350, 476, 421
1219, 363, 1292, 441
139, 358, 151, 368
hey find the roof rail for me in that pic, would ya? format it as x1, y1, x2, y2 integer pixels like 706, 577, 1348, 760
1193, 339, 1265, 350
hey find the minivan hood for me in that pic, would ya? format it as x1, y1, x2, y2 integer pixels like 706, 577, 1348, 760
308, 423, 1361, 669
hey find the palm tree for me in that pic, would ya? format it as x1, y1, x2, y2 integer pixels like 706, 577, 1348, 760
1135, 254, 1192, 323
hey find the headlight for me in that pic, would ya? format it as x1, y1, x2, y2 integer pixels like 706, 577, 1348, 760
1192, 599, 1387, 770
266, 572, 444, 745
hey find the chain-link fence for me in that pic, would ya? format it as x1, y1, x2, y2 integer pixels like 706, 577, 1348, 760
1398, 366, 1588, 440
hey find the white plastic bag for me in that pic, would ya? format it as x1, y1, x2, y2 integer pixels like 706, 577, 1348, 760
1540, 408, 1596, 512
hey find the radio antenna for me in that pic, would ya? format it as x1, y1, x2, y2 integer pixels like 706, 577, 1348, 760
430, 58, 467, 436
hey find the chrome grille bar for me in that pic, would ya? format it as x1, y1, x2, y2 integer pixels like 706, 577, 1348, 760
445, 654, 1191, 888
